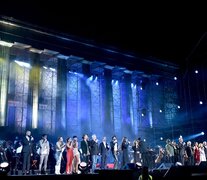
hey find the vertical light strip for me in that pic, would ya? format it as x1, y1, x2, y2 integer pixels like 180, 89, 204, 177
0, 45, 10, 126
112, 80, 121, 136
31, 67, 40, 128
131, 85, 138, 135
90, 76, 101, 134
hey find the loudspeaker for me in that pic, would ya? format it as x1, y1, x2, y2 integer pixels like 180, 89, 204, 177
157, 163, 173, 170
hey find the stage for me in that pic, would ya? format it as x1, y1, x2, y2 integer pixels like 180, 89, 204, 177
2, 166, 207, 180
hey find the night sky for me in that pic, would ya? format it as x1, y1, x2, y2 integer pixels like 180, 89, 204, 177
1, 2, 205, 66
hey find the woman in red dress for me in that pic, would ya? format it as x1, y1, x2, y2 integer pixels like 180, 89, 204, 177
66, 137, 73, 174
193, 142, 200, 165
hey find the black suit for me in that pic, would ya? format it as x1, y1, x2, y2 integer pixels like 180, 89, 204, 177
99, 142, 109, 169
22, 136, 33, 173
80, 140, 90, 163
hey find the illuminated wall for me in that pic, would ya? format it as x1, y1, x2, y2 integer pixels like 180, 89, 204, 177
0, 45, 10, 126
38, 66, 57, 134
0, 41, 180, 144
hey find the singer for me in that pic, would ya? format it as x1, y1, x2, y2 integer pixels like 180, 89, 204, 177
22, 130, 34, 175
38, 134, 50, 175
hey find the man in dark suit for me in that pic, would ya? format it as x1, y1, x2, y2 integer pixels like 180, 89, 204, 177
80, 134, 90, 164
99, 137, 110, 169
138, 137, 148, 167
110, 135, 119, 169
22, 130, 34, 175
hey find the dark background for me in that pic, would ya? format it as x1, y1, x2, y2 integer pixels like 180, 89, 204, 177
1, 1, 205, 67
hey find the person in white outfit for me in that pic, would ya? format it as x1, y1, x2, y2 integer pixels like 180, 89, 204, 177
199, 143, 206, 162
55, 137, 65, 174
38, 134, 50, 175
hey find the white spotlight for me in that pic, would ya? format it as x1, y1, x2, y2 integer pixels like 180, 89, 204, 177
177, 105, 181, 109
156, 82, 159, 86
0, 40, 13, 47
43, 66, 48, 69
14, 60, 31, 68
201, 132, 204, 135
195, 70, 198, 74
199, 101, 203, 105
49, 67, 56, 72
174, 77, 177, 80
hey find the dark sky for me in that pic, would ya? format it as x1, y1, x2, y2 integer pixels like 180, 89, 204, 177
0, 2, 205, 66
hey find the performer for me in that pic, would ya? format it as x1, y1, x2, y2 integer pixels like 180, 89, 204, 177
72, 136, 80, 174
110, 135, 119, 169
90, 134, 99, 173
65, 137, 73, 174
165, 139, 174, 164
184, 141, 193, 166
99, 136, 110, 169
38, 134, 50, 174
138, 137, 148, 167
177, 136, 185, 165
22, 130, 34, 175
121, 137, 129, 167
80, 134, 90, 164
55, 136, 65, 175
132, 139, 140, 163
13, 138, 22, 175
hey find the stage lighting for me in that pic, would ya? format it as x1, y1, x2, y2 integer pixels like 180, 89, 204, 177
195, 70, 198, 74
78, 162, 91, 174
201, 132, 204, 135
175, 162, 182, 166
174, 77, 177, 80
135, 162, 142, 169
14, 60, 31, 68
199, 101, 203, 105
0, 161, 9, 176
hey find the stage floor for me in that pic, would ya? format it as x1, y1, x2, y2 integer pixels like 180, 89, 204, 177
3, 166, 207, 180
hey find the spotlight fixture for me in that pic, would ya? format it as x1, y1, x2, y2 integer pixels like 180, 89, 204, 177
135, 162, 142, 169
195, 70, 198, 74
78, 162, 91, 174
0, 161, 9, 176
175, 162, 182, 166
0, 146, 10, 176
174, 77, 177, 80
201, 132, 204, 135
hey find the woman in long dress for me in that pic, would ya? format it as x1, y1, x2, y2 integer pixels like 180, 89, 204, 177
66, 137, 73, 174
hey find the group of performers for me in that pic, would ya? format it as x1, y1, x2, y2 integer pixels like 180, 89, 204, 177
0, 131, 207, 175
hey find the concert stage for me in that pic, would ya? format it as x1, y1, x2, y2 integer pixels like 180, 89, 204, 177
3, 166, 207, 180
